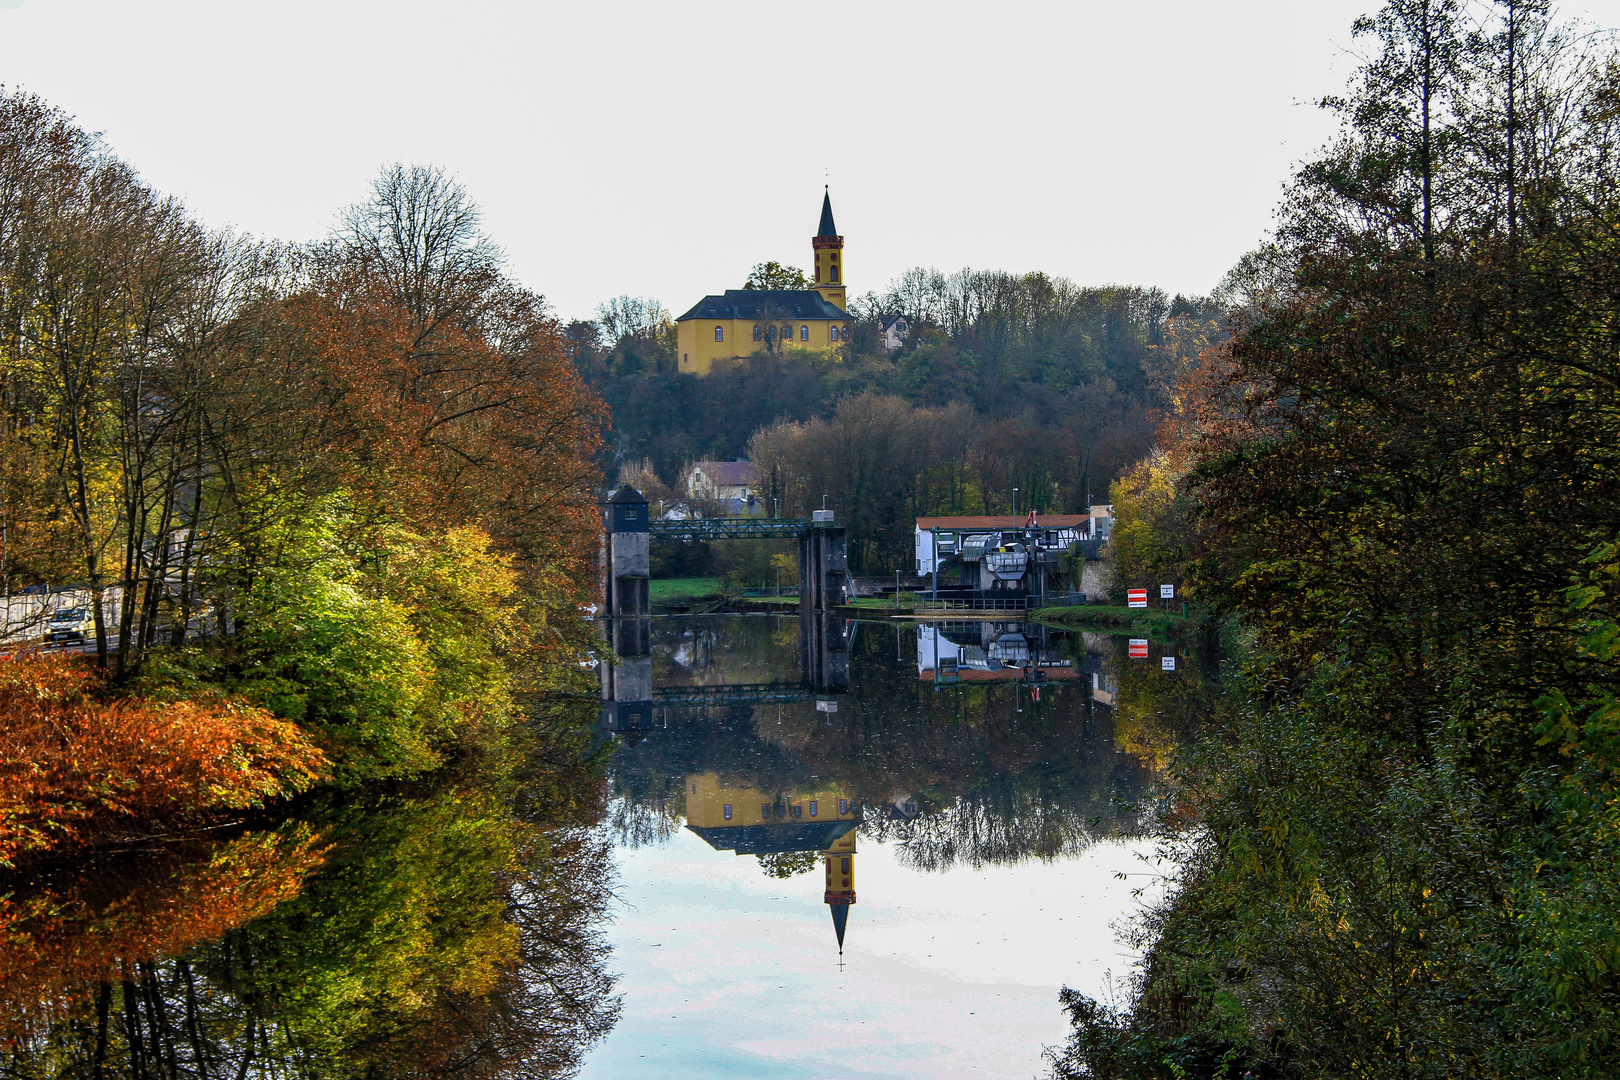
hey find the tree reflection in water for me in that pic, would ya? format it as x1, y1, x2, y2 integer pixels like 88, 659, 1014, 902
0, 704, 620, 1080
609, 618, 1163, 871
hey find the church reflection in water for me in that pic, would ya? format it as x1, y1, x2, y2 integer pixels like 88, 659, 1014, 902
600, 612, 1158, 959
682, 772, 861, 951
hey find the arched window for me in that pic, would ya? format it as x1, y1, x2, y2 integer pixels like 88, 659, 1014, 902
766, 325, 776, 341
831, 326, 841, 342
752, 325, 761, 341
800, 325, 809, 341
781, 325, 791, 342
830, 265, 839, 283
714, 325, 724, 342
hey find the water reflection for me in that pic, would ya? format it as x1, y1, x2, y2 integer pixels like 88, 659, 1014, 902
603, 615, 1163, 953
0, 613, 1210, 1080
0, 701, 619, 1080
589, 613, 1205, 1079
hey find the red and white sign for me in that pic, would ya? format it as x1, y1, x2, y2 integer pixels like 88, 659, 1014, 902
1128, 589, 1148, 609
1128, 638, 1149, 658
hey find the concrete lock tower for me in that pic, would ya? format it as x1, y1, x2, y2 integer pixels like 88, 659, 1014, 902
600, 486, 652, 734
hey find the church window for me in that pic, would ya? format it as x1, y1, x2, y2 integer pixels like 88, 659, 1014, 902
839, 799, 848, 814
761, 803, 771, 818
781, 325, 791, 341
840, 857, 850, 873
791, 804, 802, 818
809, 800, 819, 816
723, 803, 732, 820
714, 325, 724, 342
800, 325, 809, 341
752, 325, 761, 341
831, 326, 841, 342
830, 266, 839, 283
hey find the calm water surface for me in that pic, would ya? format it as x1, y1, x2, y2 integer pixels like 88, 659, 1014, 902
0, 612, 1202, 1079
581, 614, 1187, 1080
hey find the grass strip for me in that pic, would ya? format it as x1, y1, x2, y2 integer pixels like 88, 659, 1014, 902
649, 577, 722, 604
1031, 604, 1198, 643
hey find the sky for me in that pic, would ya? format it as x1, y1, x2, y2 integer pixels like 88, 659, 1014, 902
579, 828, 1165, 1080
3, 0, 1620, 323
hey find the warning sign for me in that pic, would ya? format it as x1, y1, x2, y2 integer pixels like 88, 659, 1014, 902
1128, 638, 1149, 658
1127, 589, 1147, 609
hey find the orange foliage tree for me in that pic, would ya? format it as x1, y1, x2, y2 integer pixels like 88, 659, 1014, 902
0, 827, 327, 1042
0, 654, 326, 865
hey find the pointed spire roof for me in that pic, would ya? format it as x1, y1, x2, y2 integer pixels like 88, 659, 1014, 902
830, 902, 848, 951
816, 187, 838, 237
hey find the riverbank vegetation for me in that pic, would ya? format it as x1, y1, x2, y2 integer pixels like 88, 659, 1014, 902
1051, 3, 1620, 1076
0, 90, 604, 848
0, 695, 620, 1077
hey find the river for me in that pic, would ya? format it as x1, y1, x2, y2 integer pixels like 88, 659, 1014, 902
0, 611, 1203, 1080
581, 613, 1179, 1080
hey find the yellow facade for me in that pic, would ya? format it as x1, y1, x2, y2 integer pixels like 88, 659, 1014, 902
812, 238, 846, 311
676, 316, 849, 376
684, 771, 858, 830
823, 828, 857, 903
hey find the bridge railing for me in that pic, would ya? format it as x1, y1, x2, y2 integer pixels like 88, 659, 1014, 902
648, 517, 808, 541
913, 592, 1088, 614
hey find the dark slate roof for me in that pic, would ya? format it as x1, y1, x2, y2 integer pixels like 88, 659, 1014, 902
879, 313, 908, 329
830, 903, 849, 950
607, 485, 647, 504
686, 820, 857, 855
676, 290, 847, 322
817, 189, 838, 237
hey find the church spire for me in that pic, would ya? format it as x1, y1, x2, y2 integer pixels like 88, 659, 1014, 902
823, 837, 856, 957
817, 187, 838, 238
811, 188, 847, 311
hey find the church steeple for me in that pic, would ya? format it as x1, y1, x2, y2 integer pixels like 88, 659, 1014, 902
812, 187, 846, 311
823, 830, 856, 958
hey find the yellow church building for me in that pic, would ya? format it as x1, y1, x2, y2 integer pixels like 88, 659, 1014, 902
683, 770, 860, 953
675, 190, 851, 375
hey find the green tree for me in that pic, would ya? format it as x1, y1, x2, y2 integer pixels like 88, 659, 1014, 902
743, 261, 811, 290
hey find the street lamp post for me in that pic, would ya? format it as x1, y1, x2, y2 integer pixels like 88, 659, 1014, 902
1013, 487, 1019, 516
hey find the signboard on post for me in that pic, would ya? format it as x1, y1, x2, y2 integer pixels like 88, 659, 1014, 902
1160, 584, 1175, 599
1161, 656, 1177, 671
1128, 589, 1148, 609
1128, 639, 1149, 659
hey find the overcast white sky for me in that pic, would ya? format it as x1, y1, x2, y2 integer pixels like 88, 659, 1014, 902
3, 0, 1619, 322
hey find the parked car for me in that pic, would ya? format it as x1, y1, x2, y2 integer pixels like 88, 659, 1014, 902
45, 607, 93, 644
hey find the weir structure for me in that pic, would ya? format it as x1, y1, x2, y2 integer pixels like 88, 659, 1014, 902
598, 485, 851, 737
